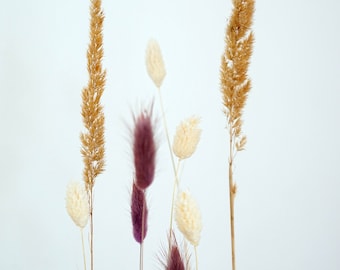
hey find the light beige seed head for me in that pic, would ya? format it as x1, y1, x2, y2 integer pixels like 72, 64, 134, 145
175, 191, 202, 247
145, 39, 166, 88
66, 182, 89, 228
173, 116, 201, 160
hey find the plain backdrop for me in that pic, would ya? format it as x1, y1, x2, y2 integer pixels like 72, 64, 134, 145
1, 0, 340, 269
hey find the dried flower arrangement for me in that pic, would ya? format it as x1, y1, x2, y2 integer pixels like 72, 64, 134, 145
65, 0, 254, 269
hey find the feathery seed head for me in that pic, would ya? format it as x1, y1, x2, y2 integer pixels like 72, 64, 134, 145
133, 106, 157, 190
173, 116, 201, 160
175, 191, 202, 247
146, 39, 166, 88
131, 182, 148, 243
66, 182, 89, 228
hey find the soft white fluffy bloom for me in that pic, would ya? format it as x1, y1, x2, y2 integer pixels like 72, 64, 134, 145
66, 182, 89, 228
145, 39, 166, 88
173, 116, 201, 160
175, 191, 202, 247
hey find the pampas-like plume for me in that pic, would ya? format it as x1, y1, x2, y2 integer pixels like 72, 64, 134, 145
79, 1, 106, 269
172, 116, 201, 160
80, 0, 106, 192
175, 191, 202, 247
66, 182, 89, 228
133, 107, 157, 190
146, 39, 166, 88
220, 1, 254, 270
131, 182, 148, 243
220, 0, 254, 143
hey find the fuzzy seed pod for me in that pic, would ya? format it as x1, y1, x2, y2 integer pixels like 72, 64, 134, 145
133, 107, 156, 190
131, 182, 148, 243
146, 39, 166, 88
66, 182, 89, 228
172, 116, 201, 160
175, 191, 202, 247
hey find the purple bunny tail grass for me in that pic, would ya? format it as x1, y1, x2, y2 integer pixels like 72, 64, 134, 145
159, 232, 189, 270
131, 182, 148, 243
167, 244, 185, 270
133, 106, 156, 190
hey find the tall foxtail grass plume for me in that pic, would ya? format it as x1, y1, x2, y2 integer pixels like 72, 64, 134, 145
80, 0, 106, 269
220, 0, 255, 269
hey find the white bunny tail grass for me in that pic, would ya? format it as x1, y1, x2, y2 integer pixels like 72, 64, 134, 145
66, 181, 89, 228
173, 116, 201, 160
146, 39, 166, 88
175, 191, 202, 247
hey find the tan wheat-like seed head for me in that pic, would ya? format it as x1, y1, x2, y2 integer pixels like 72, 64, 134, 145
66, 182, 89, 228
172, 116, 201, 160
175, 191, 202, 247
145, 39, 166, 88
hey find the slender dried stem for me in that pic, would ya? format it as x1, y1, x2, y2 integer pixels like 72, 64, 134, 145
81, 228, 87, 270
169, 159, 181, 249
229, 133, 236, 270
194, 246, 199, 270
89, 190, 94, 270
156, 87, 180, 248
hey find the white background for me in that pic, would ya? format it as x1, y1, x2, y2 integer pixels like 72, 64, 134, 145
1, 0, 340, 269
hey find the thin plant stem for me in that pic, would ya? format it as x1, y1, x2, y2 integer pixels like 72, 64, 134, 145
168, 159, 181, 249
229, 130, 236, 270
194, 246, 199, 270
139, 242, 144, 270
80, 228, 87, 270
156, 87, 180, 247
89, 189, 94, 270
156, 88, 177, 175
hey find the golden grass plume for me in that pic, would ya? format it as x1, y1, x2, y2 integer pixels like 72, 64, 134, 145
80, 0, 106, 191
220, 0, 254, 145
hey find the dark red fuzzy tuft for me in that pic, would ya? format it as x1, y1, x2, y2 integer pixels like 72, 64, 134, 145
131, 182, 148, 243
167, 244, 185, 270
133, 109, 156, 190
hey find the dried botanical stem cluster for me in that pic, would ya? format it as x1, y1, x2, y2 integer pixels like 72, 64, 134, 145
146, 40, 202, 270
66, 1, 255, 269
220, 0, 254, 269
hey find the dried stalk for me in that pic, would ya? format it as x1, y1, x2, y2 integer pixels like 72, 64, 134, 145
220, 0, 254, 269
80, 0, 106, 269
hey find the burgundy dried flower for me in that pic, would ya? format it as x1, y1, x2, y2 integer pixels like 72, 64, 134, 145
131, 182, 148, 243
133, 107, 156, 190
167, 244, 185, 270
159, 233, 189, 270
